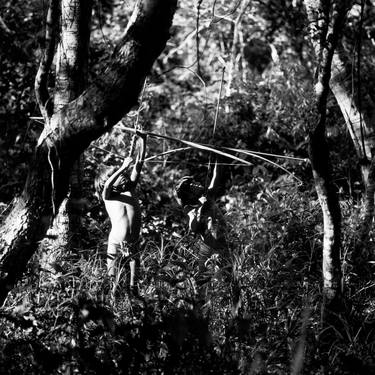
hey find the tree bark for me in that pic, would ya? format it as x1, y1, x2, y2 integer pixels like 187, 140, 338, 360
330, 51, 375, 184
54, 0, 92, 110
34, 0, 60, 120
328, 10, 375, 263
0, 0, 177, 305
304, 0, 350, 367
304, 0, 349, 312
39, 0, 93, 273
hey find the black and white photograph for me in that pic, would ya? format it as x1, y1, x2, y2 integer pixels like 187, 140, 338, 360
0, 0, 375, 373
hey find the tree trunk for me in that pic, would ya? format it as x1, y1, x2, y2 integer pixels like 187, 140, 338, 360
54, 0, 92, 109
304, 0, 349, 367
304, 0, 348, 314
329, 40, 375, 264
330, 51, 375, 184
226, 0, 251, 98
39, 0, 93, 274
0, 0, 177, 305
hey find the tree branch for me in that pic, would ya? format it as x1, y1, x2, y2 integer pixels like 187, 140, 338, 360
0, 15, 13, 35
0, 0, 177, 305
38, 0, 177, 149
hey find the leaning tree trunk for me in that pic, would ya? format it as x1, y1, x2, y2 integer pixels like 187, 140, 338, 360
330, 51, 375, 183
329, 33, 375, 264
0, 0, 177, 305
38, 0, 93, 273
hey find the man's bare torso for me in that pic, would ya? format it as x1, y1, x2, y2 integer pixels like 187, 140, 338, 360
104, 190, 141, 244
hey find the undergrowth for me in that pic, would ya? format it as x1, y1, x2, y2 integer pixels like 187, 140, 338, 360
1, 173, 374, 374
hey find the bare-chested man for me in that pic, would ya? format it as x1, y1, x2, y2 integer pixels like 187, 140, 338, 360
175, 162, 242, 313
175, 161, 229, 289
95, 134, 146, 293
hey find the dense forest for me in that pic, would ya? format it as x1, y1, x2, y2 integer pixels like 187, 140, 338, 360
1, 0, 375, 373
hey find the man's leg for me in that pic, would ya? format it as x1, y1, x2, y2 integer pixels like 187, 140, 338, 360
129, 258, 136, 288
128, 241, 140, 293
107, 241, 118, 277
195, 240, 212, 305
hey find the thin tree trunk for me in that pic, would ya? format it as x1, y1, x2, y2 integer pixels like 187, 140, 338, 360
34, 0, 60, 120
0, 0, 177, 305
304, 0, 350, 368
356, 158, 375, 261
226, 0, 251, 98
304, 0, 348, 315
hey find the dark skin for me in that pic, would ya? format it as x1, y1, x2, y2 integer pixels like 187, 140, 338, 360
185, 161, 227, 252
180, 161, 237, 307
102, 133, 146, 289
176, 161, 228, 292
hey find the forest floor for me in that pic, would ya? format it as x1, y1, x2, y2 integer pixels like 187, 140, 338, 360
1, 170, 375, 374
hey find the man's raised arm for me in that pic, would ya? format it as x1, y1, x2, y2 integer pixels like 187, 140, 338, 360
130, 133, 147, 185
